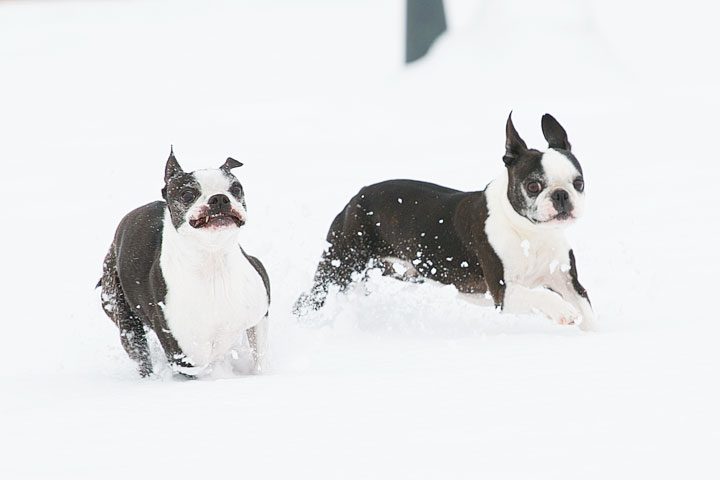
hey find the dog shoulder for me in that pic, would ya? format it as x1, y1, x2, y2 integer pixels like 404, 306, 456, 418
240, 247, 271, 304
453, 191, 489, 241
114, 201, 166, 285
115, 201, 166, 244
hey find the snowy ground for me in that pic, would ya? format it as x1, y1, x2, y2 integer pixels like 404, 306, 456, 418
1, 0, 719, 478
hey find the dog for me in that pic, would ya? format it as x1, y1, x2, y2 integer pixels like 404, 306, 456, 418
294, 113, 595, 330
99, 149, 270, 377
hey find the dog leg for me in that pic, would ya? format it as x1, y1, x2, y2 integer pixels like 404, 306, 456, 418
543, 278, 594, 330
544, 250, 596, 331
294, 289, 325, 315
117, 311, 153, 377
295, 202, 377, 316
502, 283, 581, 326
293, 249, 336, 315
294, 242, 370, 316
147, 328, 201, 377
247, 315, 269, 373
101, 249, 153, 377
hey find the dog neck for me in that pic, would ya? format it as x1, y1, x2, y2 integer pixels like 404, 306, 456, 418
161, 209, 242, 269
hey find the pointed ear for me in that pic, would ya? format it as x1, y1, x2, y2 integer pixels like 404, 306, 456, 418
503, 112, 528, 166
220, 157, 243, 173
541, 114, 571, 151
165, 146, 183, 183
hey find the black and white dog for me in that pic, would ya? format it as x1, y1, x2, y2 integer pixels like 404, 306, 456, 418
100, 150, 270, 377
294, 113, 594, 330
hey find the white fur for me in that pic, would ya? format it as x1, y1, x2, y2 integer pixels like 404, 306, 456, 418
184, 169, 248, 235
484, 165, 595, 330
160, 169, 267, 371
539, 149, 585, 221
526, 149, 586, 223
247, 315, 269, 373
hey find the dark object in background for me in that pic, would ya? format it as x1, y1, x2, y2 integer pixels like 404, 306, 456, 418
405, 0, 447, 63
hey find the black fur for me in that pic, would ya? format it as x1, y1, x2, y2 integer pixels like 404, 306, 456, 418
293, 180, 506, 314
541, 113, 572, 151
100, 201, 186, 376
242, 247, 271, 306
568, 249, 590, 304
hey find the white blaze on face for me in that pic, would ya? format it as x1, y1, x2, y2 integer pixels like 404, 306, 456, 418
534, 149, 585, 223
192, 168, 232, 205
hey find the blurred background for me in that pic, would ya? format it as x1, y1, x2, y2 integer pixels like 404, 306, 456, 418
0, 1, 718, 478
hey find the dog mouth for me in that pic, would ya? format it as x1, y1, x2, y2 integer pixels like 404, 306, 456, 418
189, 211, 245, 229
532, 212, 575, 224
545, 212, 577, 224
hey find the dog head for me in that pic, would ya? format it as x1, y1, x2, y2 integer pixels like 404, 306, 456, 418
502, 113, 585, 227
161, 148, 248, 238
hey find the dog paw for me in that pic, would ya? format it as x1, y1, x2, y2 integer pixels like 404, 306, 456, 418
536, 292, 580, 326
556, 314, 577, 326
292, 294, 312, 317
576, 309, 596, 331
172, 362, 205, 377
250, 353, 265, 375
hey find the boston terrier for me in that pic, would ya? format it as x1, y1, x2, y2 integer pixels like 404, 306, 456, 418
99, 149, 270, 377
294, 113, 595, 330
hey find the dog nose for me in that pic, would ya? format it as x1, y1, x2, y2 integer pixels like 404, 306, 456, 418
207, 194, 231, 213
208, 194, 230, 206
550, 189, 571, 213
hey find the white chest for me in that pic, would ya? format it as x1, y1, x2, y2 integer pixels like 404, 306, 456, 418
159, 241, 268, 368
485, 179, 572, 287
491, 227, 571, 286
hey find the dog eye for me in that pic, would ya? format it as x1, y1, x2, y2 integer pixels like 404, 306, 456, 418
573, 179, 585, 192
229, 185, 242, 197
180, 190, 197, 203
526, 181, 543, 195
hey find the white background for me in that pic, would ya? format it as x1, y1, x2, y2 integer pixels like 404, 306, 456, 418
1, 0, 718, 478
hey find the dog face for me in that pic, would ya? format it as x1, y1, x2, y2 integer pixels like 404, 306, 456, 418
162, 150, 247, 236
502, 113, 585, 226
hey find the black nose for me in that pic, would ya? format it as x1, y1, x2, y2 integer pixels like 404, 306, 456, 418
550, 189, 571, 213
208, 194, 231, 212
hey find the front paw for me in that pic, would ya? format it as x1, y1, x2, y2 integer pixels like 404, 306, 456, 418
535, 291, 580, 326
252, 348, 269, 375
576, 308, 596, 331
172, 362, 205, 377
252, 361, 264, 375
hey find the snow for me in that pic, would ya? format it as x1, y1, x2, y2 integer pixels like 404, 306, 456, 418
521, 239, 530, 257
1, 0, 719, 478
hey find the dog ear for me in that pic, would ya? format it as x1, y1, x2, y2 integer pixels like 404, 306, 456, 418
541, 114, 572, 151
220, 157, 243, 173
165, 146, 184, 183
504, 112, 528, 166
